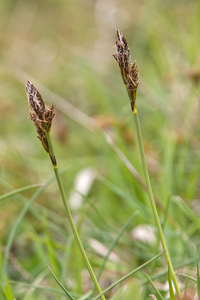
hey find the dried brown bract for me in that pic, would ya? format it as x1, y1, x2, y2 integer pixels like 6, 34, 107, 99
25, 80, 55, 153
113, 30, 139, 111
149, 295, 157, 300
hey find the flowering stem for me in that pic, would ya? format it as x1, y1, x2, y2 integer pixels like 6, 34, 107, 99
132, 105, 181, 299
46, 132, 106, 300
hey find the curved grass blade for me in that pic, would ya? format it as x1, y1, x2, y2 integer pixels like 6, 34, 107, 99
47, 265, 75, 300
99, 176, 153, 220
173, 196, 200, 231
9, 280, 82, 297
178, 274, 197, 283
91, 251, 165, 300
78, 291, 93, 300
144, 273, 164, 300
168, 262, 175, 300
97, 211, 139, 280
0, 176, 69, 238
24, 269, 48, 300
1, 173, 61, 286
89, 211, 139, 298
0, 285, 7, 300
142, 257, 199, 286
0, 184, 43, 202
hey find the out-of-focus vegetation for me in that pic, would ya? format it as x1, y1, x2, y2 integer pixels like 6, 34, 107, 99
0, 0, 200, 299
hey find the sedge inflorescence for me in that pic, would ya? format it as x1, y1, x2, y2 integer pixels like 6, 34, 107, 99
113, 30, 139, 111
25, 80, 55, 153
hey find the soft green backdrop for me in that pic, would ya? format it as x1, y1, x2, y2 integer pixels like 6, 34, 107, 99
0, 0, 200, 299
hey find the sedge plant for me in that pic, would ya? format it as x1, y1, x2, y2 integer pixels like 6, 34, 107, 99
113, 29, 182, 299
24, 79, 165, 300
25, 81, 106, 300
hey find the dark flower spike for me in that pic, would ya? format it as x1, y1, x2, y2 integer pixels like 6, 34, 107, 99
113, 29, 139, 111
25, 80, 55, 153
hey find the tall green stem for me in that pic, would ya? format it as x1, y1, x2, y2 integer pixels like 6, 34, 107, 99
46, 132, 106, 300
133, 105, 181, 299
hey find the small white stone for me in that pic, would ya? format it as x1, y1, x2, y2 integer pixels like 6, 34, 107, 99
131, 225, 156, 245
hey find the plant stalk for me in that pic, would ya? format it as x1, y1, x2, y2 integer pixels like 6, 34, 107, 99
46, 132, 106, 300
132, 105, 181, 299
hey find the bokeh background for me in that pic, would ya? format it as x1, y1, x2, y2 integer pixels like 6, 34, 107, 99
0, 0, 200, 299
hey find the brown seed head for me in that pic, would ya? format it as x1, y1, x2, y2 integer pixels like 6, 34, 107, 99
25, 80, 55, 153
25, 80, 46, 116
113, 30, 139, 110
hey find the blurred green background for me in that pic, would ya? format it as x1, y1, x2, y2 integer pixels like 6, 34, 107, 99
0, 0, 200, 299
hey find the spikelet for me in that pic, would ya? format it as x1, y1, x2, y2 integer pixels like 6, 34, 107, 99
113, 30, 139, 111
25, 80, 55, 153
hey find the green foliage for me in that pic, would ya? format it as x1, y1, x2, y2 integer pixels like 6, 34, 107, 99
1, 0, 200, 299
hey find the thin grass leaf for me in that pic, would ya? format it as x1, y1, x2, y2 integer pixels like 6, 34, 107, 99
99, 176, 153, 220
97, 210, 139, 280
47, 265, 75, 300
173, 196, 200, 231
194, 245, 200, 299
162, 195, 172, 230
61, 235, 74, 282
0, 183, 43, 202
24, 269, 48, 300
88, 211, 139, 299
78, 291, 93, 300
184, 278, 189, 299
9, 280, 66, 295
160, 132, 176, 205
0, 178, 69, 238
1, 276, 14, 300
178, 274, 197, 283
75, 195, 98, 295
168, 262, 175, 300
142, 257, 199, 285
43, 215, 59, 277
0, 285, 7, 300
91, 251, 164, 300
144, 195, 172, 297
144, 273, 164, 300
10, 280, 82, 298
1, 173, 60, 286
76, 191, 117, 234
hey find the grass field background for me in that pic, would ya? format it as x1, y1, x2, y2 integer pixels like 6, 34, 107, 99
0, 0, 200, 299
